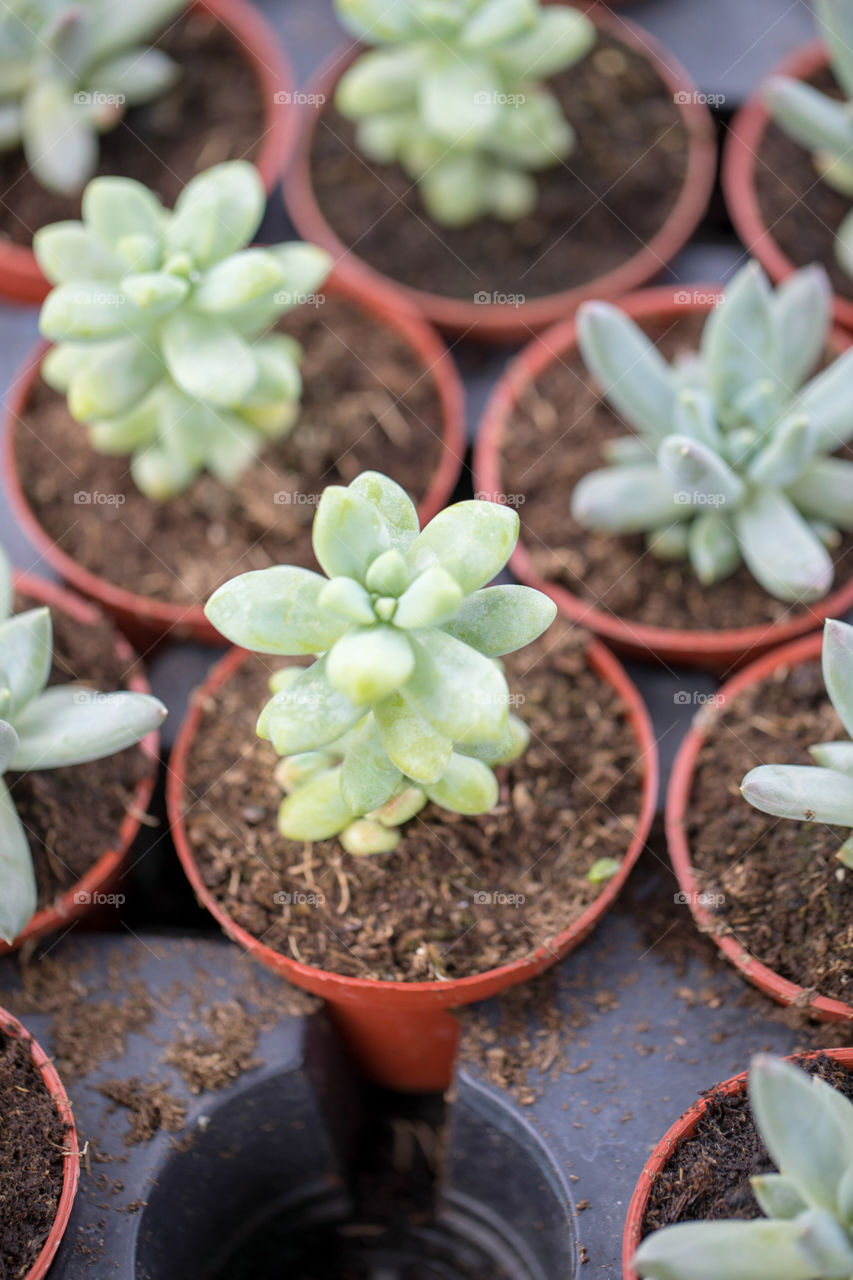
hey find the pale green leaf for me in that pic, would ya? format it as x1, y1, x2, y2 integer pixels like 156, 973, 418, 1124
161, 310, 256, 407
258, 657, 362, 754
374, 693, 453, 784
406, 500, 518, 592
11, 686, 164, 770
0, 777, 36, 945
442, 584, 556, 656
205, 566, 347, 655
735, 489, 833, 602
403, 631, 508, 744
340, 715, 402, 813
424, 752, 498, 814
326, 626, 414, 705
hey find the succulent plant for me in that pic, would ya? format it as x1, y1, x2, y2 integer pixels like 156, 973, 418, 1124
333, 0, 596, 226
763, 0, 853, 277
0, 0, 187, 196
35, 161, 331, 499
205, 470, 556, 853
634, 1055, 853, 1280
741, 617, 853, 868
571, 261, 853, 603
0, 550, 166, 943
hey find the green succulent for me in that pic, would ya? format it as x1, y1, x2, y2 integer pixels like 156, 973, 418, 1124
333, 0, 595, 226
763, 0, 853, 277
571, 261, 853, 603
635, 1055, 853, 1280
35, 161, 331, 499
0, 549, 166, 943
0, 0, 186, 196
205, 471, 556, 853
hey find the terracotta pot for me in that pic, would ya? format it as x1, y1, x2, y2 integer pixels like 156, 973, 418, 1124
473, 283, 853, 672
0, 572, 160, 955
0, 0, 298, 305
665, 628, 853, 1022
723, 40, 853, 330
167, 639, 657, 1092
282, 11, 717, 343
3, 273, 466, 651
0, 1006, 79, 1279
621, 1046, 853, 1280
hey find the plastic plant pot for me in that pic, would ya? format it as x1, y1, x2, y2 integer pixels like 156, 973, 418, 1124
621, 1046, 853, 1280
0, 1006, 79, 1280
3, 273, 466, 651
166, 639, 658, 1093
282, 10, 717, 343
0, 572, 161, 955
473, 283, 853, 672
0, 0, 298, 306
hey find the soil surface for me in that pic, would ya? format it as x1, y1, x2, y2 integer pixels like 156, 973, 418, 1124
14, 295, 447, 611
687, 655, 853, 1004
182, 621, 646, 982
500, 314, 853, 634
7, 592, 150, 917
309, 33, 691, 301
0, 10, 265, 247
0, 1028, 67, 1279
643, 1054, 853, 1230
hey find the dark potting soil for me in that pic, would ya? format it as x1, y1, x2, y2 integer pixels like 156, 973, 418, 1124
753, 66, 853, 303
0, 10, 264, 247
97, 1077, 187, 1147
7, 593, 149, 917
501, 315, 853, 633
14, 296, 446, 610
308, 34, 691, 301
642, 1054, 853, 1231
688, 656, 853, 1003
182, 621, 646, 982
0, 1028, 67, 1279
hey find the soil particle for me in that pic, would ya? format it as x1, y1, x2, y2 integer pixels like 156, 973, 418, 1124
97, 1077, 187, 1147
164, 1000, 261, 1094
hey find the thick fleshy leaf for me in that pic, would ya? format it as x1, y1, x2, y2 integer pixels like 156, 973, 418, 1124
244, 336, 301, 408
403, 632, 508, 744
370, 786, 427, 827
33, 221, 123, 284
837, 204, 853, 278
818, 0, 853, 96
787, 457, 853, 529
349, 472, 419, 552
0, 608, 51, 715
419, 55, 500, 145
493, 7, 595, 80
810, 741, 853, 774
735, 489, 833, 602
258, 657, 362, 754
393, 568, 463, 630
456, 713, 529, 766
772, 265, 832, 389
205, 566, 347, 654
633, 1218, 819, 1280
795, 1208, 853, 1275
424, 753, 498, 815
418, 153, 490, 225
312, 486, 392, 583
82, 176, 164, 247
374, 693, 453, 785
130, 440, 197, 499
68, 336, 162, 421
603, 435, 653, 466
406, 501, 518, 592
748, 416, 817, 489
192, 249, 286, 313
0, 553, 10, 623
460, 0, 536, 49
327, 626, 414, 705
764, 74, 853, 154
822, 618, 853, 740
0, 720, 18, 773
793, 345, 853, 451
572, 464, 690, 533
11, 686, 164, 770
341, 716, 403, 813
341, 819, 401, 855
334, 0, 422, 43
318, 577, 375, 626
335, 45, 422, 117
659, 435, 745, 508
687, 511, 741, 585
442, 585, 556, 656
647, 522, 690, 561
268, 243, 331, 303
40, 281, 135, 341
277, 768, 354, 842
165, 161, 264, 268
672, 388, 724, 452
365, 549, 410, 597
740, 762, 853, 825
161, 310, 256, 407
0, 777, 36, 945
702, 262, 777, 414
90, 47, 179, 107
576, 301, 675, 441
90, 0, 186, 61
751, 1174, 808, 1221
121, 270, 188, 316
22, 81, 97, 196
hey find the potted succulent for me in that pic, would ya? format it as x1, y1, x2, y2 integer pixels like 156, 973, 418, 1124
0, 1005, 79, 1280
667, 617, 853, 1023
167, 470, 657, 1091
5, 161, 465, 647
724, 0, 853, 328
0, 553, 164, 952
283, 0, 717, 341
624, 1051, 853, 1280
0, 0, 297, 303
474, 261, 853, 671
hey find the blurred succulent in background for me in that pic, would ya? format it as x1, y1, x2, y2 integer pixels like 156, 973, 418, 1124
571, 261, 853, 603
0, 0, 186, 195
0, 549, 165, 944
35, 161, 331, 499
333, 0, 595, 226
763, 0, 853, 277
206, 470, 556, 853
634, 1055, 853, 1280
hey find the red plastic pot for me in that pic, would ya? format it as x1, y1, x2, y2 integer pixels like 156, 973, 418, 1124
0, 1005, 79, 1280
665, 629, 853, 1023
167, 640, 658, 1092
621, 1046, 853, 1280
723, 41, 853, 330
0, 0, 298, 305
3, 273, 465, 651
473, 283, 853, 673
0, 572, 160, 955
282, 11, 717, 343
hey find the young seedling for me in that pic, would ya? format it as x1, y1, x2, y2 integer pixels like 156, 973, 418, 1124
333, 0, 595, 226
35, 161, 331, 499
763, 0, 853, 275
741, 617, 853, 868
205, 471, 556, 853
0, 0, 186, 195
0, 551, 166, 944
634, 1055, 853, 1280
571, 261, 853, 603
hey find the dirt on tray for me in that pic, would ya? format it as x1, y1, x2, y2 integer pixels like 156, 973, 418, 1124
97, 1077, 187, 1147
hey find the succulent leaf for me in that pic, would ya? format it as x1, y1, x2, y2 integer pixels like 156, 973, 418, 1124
822, 618, 853, 740
740, 763, 853, 825
577, 301, 676, 441
206, 567, 348, 655
0, 776, 36, 945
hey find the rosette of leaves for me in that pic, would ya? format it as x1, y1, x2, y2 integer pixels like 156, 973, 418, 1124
571, 261, 853, 603
333, 0, 595, 225
35, 161, 331, 498
0, 0, 186, 195
634, 1055, 853, 1280
0, 551, 166, 943
205, 471, 556, 853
